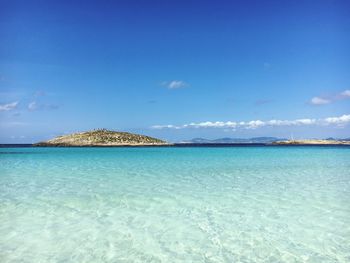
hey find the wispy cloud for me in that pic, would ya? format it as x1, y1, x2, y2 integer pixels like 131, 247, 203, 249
10, 135, 26, 139
0, 121, 27, 128
310, 90, 350, 105
28, 101, 38, 111
33, 90, 46, 97
151, 114, 350, 130
162, 80, 188, 89
310, 97, 331, 105
263, 62, 271, 70
28, 101, 59, 111
0, 101, 18, 111
341, 90, 350, 97
255, 99, 272, 106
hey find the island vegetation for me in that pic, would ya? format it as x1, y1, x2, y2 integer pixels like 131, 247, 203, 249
34, 129, 169, 147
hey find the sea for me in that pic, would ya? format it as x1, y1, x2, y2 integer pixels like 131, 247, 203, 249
0, 146, 349, 262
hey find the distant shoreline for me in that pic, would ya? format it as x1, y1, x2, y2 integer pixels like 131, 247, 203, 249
1, 143, 350, 148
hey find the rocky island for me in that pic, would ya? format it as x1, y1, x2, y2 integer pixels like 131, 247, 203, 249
34, 129, 169, 147
272, 139, 350, 145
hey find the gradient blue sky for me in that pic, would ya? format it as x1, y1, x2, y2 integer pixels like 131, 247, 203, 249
1, 0, 349, 143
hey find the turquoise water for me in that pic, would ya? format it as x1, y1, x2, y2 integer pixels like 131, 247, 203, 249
0, 147, 350, 262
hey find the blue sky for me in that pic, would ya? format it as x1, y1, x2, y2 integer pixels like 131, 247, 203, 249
0, 0, 349, 143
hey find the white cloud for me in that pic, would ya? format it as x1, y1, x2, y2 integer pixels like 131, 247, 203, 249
162, 80, 188, 89
340, 90, 350, 97
0, 101, 18, 111
294, 118, 317, 125
151, 124, 181, 129
151, 114, 350, 130
324, 114, 350, 125
245, 120, 265, 129
310, 89, 350, 105
310, 97, 330, 105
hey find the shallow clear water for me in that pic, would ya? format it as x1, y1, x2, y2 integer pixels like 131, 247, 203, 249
0, 147, 350, 262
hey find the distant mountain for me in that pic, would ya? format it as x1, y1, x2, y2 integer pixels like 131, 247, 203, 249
184, 137, 286, 144
189, 138, 213, 143
326, 137, 350, 141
